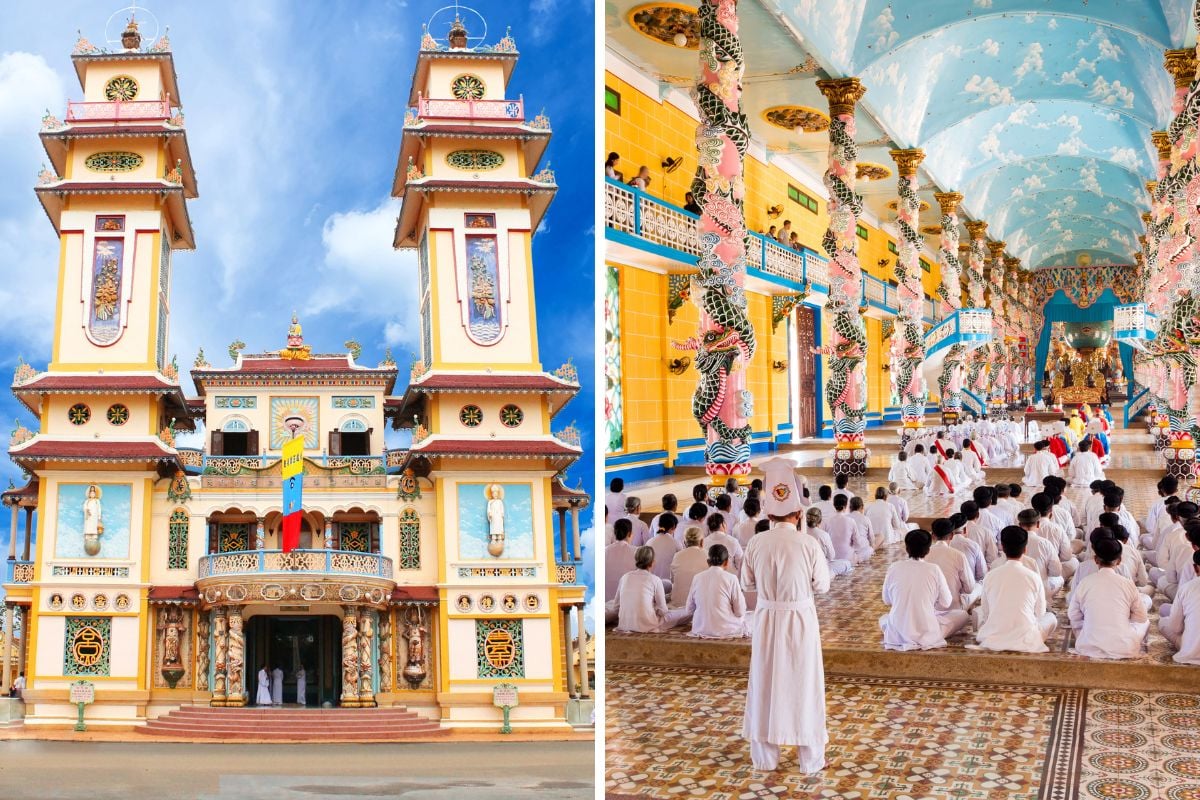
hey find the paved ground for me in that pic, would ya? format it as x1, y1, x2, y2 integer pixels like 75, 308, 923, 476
0, 740, 595, 799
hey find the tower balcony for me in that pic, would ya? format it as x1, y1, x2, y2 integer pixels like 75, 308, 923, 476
924, 308, 993, 358
417, 96, 524, 122
65, 99, 171, 123
195, 549, 396, 609
1114, 303, 1158, 351
198, 549, 393, 581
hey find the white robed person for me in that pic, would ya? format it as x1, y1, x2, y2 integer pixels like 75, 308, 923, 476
740, 458, 831, 774
271, 665, 284, 706
295, 666, 307, 705
255, 665, 272, 706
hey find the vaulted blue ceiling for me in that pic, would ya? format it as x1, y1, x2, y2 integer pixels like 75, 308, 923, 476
607, 0, 1196, 269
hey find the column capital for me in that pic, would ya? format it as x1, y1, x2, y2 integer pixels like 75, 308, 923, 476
958, 243, 971, 258
964, 220, 988, 239
1135, 251, 1145, 267
815, 77, 867, 116
935, 192, 963, 215
987, 240, 1007, 258
1142, 212, 1153, 225
1003, 256, 1021, 269
1152, 130, 1172, 161
1164, 48, 1197, 89
888, 148, 925, 177
1146, 180, 1158, 196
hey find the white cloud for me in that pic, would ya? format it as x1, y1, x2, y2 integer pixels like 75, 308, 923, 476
981, 38, 1000, 57
1089, 75, 1136, 109
528, 0, 558, 43
1022, 174, 1045, 192
974, 0, 993, 6
1079, 161, 1103, 194
1107, 146, 1144, 171
964, 74, 1014, 105
1015, 43, 1044, 81
1097, 33, 1124, 61
1057, 69, 1085, 87
1048, 18, 1059, 30
872, 7, 899, 51
1103, 201, 1121, 214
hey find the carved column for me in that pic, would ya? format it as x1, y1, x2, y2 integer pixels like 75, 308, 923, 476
324, 518, 334, 549
195, 610, 210, 692
680, 0, 756, 480
21, 508, 32, 561
6, 504, 16, 560
1, 604, 12, 692
986, 240, 1008, 406
377, 609, 392, 694
889, 148, 927, 440
225, 606, 245, 706
963, 221, 990, 402
934, 193, 966, 424
562, 604, 576, 698
1006, 257, 1028, 404
210, 607, 228, 705
816, 77, 870, 475
358, 608, 376, 707
340, 606, 361, 707
575, 603, 590, 699
570, 506, 582, 561
255, 517, 265, 550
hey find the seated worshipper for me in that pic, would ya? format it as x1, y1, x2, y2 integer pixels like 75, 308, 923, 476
949, 512, 987, 582
833, 473, 856, 503
866, 487, 906, 545
961, 437, 987, 481
646, 513, 679, 592
714, 492, 738, 534
806, 507, 851, 576
1144, 476, 1179, 549
848, 496, 880, 548
1082, 479, 1111, 535
1068, 410, 1086, 440
1146, 495, 1182, 562
677, 502, 710, 549
733, 498, 763, 548
974, 485, 1010, 531
961, 501, 999, 567
1045, 475, 1082, 531
827, 493, 873, 563
814, 484, 835, 522
1094, 515, 1151, 592
933, 431, 951, 459
924, 449, 958, 496
612, 546, 692, 632
1159, 550, 1200, 665
649, 494, 680, 540
605, 519, 637, 601
1068, 536, 1150, 660
880, 529, 971, 650
1027, 418, 1041, 443
1069, 438, 1106, 487
1158, 523, 1200, 602
974, 526, 1058, 653
1024, 440, 1061, 486
604, 506, 614, 546
927, 517, 982, 610
908, 444, 933, 486
723, 477, 745, 517
703, 513, 744, 574
691, 483, 711, 508
888, 451, 919, 491
887, 482, 910, 523
686, 544, 750, 639
999, 483, 1024, 522
669, 526, 708, 609
1151, 500, 1196, 573
1095, 491, 1139, 557
605, 478, 627, 523
1016, 508, 1066, 599
620, 496, 652, 547
1031, 492, 1079, 579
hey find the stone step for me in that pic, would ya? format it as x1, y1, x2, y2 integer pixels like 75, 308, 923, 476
137, 705, 448, 741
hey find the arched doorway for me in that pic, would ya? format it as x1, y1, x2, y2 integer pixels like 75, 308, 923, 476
244, 613, 342, 707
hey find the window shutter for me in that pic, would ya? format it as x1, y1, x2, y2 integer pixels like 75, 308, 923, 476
247, 429, 259, 455
329, 430, 343, 456
210, 431, 224, 456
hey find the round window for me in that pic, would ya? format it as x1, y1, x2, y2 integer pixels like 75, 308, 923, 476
106, 404, 129, 425
68, 403, 91, 425
500, 404, 524, 428
459, 404, 483, 427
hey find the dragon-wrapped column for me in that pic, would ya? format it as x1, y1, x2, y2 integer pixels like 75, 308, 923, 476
888, 148, 927, 446
934, 193, 966, 425
815, 77, 869, 476
683, 0, 756, 479
987, 240, 1008, 408
964, 221, 990, 405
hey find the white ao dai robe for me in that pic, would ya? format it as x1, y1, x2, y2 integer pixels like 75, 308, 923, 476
865, 500, 905, 545
879, 559, 968, 650
687, 566, 749, 638
1068, 451, 1105, 487
1023, 450, 1060, 487
1160, 579, 1200, 665
256, 668, 272, 706
975, 560, 1056, 653
1068, 568, 1149, 659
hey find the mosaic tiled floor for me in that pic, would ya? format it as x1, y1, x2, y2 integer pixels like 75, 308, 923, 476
1080, 690, 1200, 800
605, 665, 1085, 799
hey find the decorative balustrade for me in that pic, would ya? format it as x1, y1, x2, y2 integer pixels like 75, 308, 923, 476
925, 308, 993, 357
1114, 303, 1159, 351
177, 447, 204, 469
555, 561, 579, 585
385, 449, 408, 469
190, 452, 386, 476
6, 560, 33, 584
1124, 386, 1152, 428
66, 99, 170, 122
198, 549, 393, 580
417, 96, 524, 122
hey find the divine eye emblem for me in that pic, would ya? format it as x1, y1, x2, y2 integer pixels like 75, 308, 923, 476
104, 75, 139, 101
451, 74, 485, 100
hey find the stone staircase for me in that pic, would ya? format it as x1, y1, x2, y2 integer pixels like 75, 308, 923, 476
138, 705, 449, 741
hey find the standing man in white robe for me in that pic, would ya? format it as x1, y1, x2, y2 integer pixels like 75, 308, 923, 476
256, 664, 272, 706
687, 544, 750, 638
295, 666, 307, 706
741, 458, 831, 774
271, 665, 284, 706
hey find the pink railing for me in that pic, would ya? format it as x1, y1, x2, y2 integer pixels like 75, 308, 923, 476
66, 99, 170, 122
417, 96, 524, 122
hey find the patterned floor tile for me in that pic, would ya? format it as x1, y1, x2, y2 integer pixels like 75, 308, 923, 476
1079, 691, 1200, 800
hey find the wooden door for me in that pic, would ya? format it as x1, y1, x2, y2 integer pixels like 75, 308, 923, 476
794, 305, 818, 439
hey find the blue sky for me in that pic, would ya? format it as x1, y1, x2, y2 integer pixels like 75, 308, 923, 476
0, 1, 596, 599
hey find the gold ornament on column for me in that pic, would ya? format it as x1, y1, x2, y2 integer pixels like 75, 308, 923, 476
815, 77, 867, 117
1152, 130, 1172, 162
1164, 49, 1198, 90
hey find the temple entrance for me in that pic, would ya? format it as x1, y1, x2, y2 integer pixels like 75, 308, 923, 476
245, 615, 341, 707
794, 304, 818, 439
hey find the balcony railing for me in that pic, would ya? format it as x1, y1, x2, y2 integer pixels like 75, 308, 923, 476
417, 96, 524, 122
1114, 303, 1159, 351
1125, 386, 1152, 428
925, 308, 993, 358
198, 549, 393, 580
181, 451, 386, 477
66, 99, 170, 123
5, 560, 33, 584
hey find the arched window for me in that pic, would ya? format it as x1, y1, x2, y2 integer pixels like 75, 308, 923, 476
340, 417, 368, 433
221, 417, 250, 432
399, 508, 420, 569
168, 509, 188, 569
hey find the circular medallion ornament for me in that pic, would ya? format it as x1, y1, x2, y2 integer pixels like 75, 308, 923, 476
1167, 787, 1200, 800
456, 594, 472, 612
71, 593, 87, 610
446, 149, 504, 171
68, 403, 91, 425
502, 594, 518, 612
48, 593, 63, 611
855, 162, 892, 181
1085, 779, 1150, 800
1163, 713, 1200, 730
1160, 695, 1200, 710
70, 624, 105, 669
771, 483, 791, 502
1166, 758, 1200, 780
483, 627, 516, 669
459, 404, 483, 427
479, 594, 496, 612
104, 74, 139, 101
114, 594, 131, 611
451, 73, 486, 100
500, 404, 524, 428
84, 151, 144, 172
1094, 708, 1146, 726
1167, 734, 1200, 753
106, 403, 129, 425
1093, 690, 1145, 706
1088, 752, 1148, 774
92, 593, 108, 611
523, 593, 540, 611
762, 105, 830, 133
1090, 728, 1148, 749
628, 4, 699, 49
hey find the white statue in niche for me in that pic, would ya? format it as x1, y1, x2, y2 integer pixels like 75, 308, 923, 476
82, 484, 104, 556
486, 483, 505, 557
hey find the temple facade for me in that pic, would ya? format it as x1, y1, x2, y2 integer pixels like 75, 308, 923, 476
1, 17, 589, 730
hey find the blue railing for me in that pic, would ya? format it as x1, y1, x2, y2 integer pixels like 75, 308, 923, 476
1124, 386, 1151, 428
924, 308, 993, 358
962, 390, 985, 418
198, 549, 393, 580
1114, 303, 1158, 349
5, 559, 32, 584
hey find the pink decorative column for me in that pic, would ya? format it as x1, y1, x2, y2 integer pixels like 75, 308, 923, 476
964, 221, 990, 400
679, 0, 756, 479
816, 77, 870, 476
934, 192, 965, 424
889, 148, 927, 441
987, 240, 1008, 407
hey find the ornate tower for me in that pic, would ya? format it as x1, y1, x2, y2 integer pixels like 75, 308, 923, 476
6, 20, 196, 719
390, 16, 588, 726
